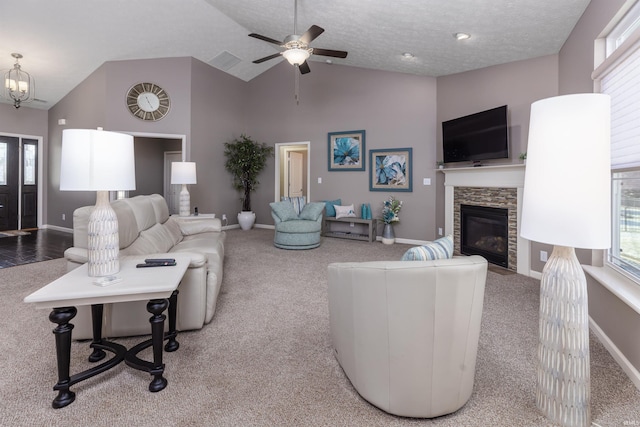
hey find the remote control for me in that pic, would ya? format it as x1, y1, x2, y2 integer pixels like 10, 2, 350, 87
137, 262, 176, 268
144, 258, 176, 264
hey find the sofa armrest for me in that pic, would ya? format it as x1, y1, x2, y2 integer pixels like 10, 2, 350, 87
172, 217, 222, 235
64, 247, 88, 264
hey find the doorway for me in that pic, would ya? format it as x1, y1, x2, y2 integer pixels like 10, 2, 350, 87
0, 134, 40, 231
275, 142, 310, 202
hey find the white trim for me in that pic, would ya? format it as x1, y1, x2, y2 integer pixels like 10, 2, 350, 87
590, 316, 640, 391
42, 224, 73, 233
115, 131, 187, 160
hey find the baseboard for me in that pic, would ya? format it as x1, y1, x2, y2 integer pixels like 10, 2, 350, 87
590, 316, 640, 391
375, 236, 428, 245
529, 270, 542, 280
41, 224, 73, 233
254, 224, 274, 230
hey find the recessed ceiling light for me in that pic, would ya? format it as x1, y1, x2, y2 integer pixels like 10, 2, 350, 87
454, 32, 471, 41
402, 52, 414, 59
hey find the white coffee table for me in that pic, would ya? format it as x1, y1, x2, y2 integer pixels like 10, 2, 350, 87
24, 254, 191, 408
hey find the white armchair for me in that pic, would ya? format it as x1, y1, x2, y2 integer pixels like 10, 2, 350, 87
328, 255, 488, 418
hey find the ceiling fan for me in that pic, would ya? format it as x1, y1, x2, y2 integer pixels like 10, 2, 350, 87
249, 0, 348, 75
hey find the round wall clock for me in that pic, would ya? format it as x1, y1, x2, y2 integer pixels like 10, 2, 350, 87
126, 82, 170, 121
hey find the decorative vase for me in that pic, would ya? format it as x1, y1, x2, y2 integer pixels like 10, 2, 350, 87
382, 223, 395, 245
237, 211, 256, 230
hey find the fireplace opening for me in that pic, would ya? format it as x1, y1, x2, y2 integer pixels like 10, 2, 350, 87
460, 204, 508, 268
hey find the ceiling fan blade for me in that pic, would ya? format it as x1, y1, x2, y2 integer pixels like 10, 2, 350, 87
298, 61, 311, 74
300, 25, 324, 44
253, 52, 283, 64
249, 33, 283, 46
312, 48, 348, 59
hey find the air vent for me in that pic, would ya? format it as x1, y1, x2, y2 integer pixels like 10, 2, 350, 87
208, 51, 242, 71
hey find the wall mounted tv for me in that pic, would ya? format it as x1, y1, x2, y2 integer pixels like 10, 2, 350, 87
442, 105, 509, 164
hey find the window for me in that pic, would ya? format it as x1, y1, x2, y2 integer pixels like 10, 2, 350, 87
595, 0, 640, 284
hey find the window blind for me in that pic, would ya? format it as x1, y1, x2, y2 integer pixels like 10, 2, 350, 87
600, 43, 640, 170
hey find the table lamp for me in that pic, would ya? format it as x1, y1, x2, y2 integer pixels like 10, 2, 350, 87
60, 129, 136, 277
171, 161, 197, 216
521, 93, 611, 427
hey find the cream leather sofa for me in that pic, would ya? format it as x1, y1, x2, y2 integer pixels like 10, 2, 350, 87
328, 255, 488, 418
64, 194, 225, 339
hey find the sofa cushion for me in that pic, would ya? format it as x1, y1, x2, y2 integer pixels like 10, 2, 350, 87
176, 217, 222, 235
323, 199, 341, 217
121, 223, 173, 254
281, 196, 306, 215
149, 193, 170, 223
163, 217, 184, 246
298, 202, 325, 221
401, 235, 454, 261
123, 196, 157, 232
270, 201, 299, 222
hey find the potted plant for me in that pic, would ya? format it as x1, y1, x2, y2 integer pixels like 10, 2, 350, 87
224, 134, 274, 230
380, 195, 402, 245
519, 152, 527, 164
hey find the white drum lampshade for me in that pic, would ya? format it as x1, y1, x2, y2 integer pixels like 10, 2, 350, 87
60, 129, 136, 277
171, 162, 197, 216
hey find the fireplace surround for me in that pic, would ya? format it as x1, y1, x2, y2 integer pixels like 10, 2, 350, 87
441, 164, 530, 275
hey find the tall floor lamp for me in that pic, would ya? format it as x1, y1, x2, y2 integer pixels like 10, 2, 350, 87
521, 93, 611, 427
171, 161, 197, 216
60, 129, 136, 277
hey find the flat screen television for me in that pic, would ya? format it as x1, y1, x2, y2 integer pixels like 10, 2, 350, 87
442, 105, 509, 164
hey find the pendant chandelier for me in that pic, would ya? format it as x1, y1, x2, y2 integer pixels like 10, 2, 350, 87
2, 53, 35, 109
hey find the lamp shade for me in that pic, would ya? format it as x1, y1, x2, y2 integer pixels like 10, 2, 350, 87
171, 162, 197, 184
520, 93, 611, 249
60, 129, 136, 191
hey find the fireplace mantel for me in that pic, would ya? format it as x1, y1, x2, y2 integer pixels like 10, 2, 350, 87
440, 164, 530, 275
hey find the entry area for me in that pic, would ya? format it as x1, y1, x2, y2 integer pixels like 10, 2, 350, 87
0, 134, 39, 231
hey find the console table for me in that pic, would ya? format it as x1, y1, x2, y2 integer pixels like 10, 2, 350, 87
23, 254, 191, 408
323, 217, 377, 242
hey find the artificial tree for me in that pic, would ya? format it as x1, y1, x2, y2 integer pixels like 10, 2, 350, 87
223, 134, 274, 212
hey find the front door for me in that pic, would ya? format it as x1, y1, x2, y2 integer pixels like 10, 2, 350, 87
21, 139, 38, 229
0, 136, 19, 231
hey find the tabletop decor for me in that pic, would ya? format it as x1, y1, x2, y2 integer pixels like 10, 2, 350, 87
369, 148, 413, 191
328, 130, 365, 171
380, 195, 402, 244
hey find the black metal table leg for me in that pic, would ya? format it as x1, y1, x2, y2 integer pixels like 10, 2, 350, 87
164, 290, 179, 352
49, 307, 77, 409
88, 304, 106, 362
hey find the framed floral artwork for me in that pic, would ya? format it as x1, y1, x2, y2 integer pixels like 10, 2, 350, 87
369, 148, 413, 192
327, 130, 365, 171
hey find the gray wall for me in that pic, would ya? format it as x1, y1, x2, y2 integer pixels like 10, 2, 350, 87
246, 61, 438, 239
130, 137, 181, 197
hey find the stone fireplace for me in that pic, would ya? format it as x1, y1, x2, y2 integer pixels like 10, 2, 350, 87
460, 203, 510, 268
441, 164, 529, 275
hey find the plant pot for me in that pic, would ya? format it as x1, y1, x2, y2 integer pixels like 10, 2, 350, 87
381, 223, 395, 245
237, 211, 256, 230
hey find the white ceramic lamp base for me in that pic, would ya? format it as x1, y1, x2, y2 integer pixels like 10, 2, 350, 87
179, 184, 190, 217
536, 245, 590, 427
88, 191, 120, 277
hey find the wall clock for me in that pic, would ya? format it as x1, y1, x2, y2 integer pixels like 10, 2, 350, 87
126, 82, 170, 121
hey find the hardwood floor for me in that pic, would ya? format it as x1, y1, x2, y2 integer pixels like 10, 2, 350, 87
0, 229, 73, 268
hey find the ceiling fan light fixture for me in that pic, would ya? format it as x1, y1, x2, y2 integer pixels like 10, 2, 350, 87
283, 48, 311, 66
454, 32, 471, 41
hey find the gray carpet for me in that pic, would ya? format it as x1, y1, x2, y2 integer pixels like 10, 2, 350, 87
2, 228, 639, 426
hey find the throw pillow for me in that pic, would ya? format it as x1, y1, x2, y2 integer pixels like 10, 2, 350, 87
401, 235, 454, 261
281, 196, 306, 215
298, 202, 325, 221
323, 199, 341, 217
335, 204, 356, 219
270, 201, 298, 222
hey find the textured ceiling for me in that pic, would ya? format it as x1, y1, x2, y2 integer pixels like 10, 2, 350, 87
0, 0, 590, 110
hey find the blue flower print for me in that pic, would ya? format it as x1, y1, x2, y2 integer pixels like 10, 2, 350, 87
333, 137, 360, 165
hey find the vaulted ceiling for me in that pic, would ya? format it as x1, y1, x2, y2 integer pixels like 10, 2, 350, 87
0, 0, 590, 109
